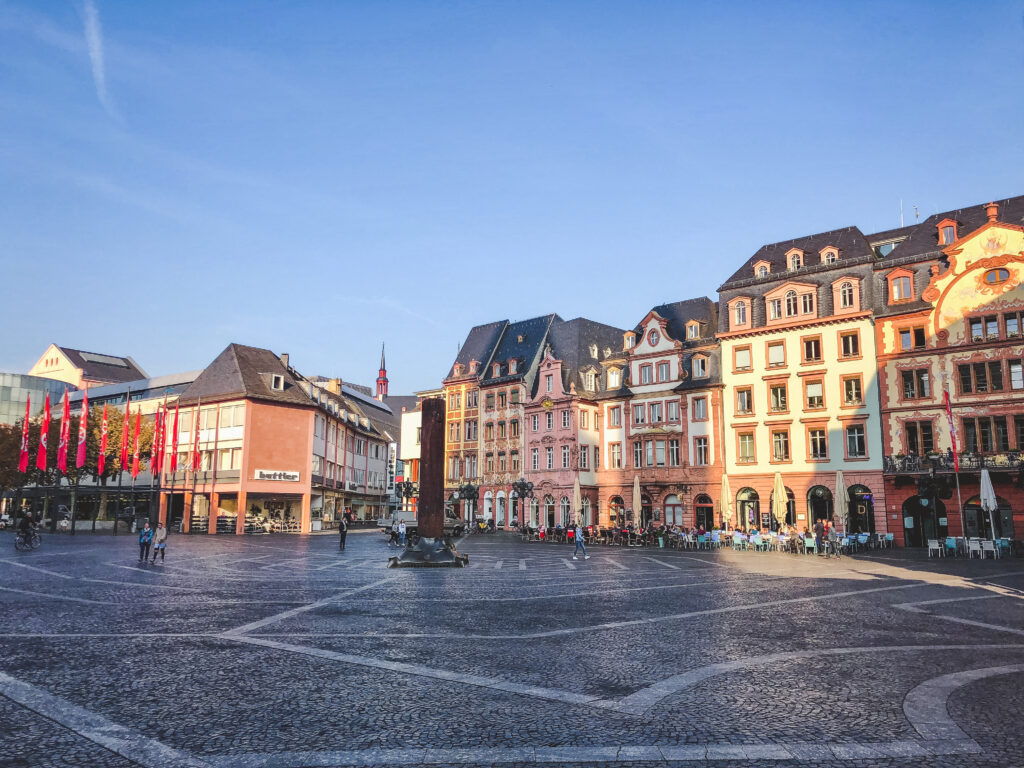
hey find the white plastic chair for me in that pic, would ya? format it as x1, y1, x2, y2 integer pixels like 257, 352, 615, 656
968, 539, 983, 559
982, 540, 998, 559
927, 539, 942, 557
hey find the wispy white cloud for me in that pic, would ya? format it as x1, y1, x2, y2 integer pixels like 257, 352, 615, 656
80, 0, 117, 117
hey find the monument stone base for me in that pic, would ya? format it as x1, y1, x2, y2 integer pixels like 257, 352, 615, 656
387, 537, 469, 568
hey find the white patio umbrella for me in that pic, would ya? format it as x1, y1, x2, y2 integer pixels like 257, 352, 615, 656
632, 475, 642, 528
720, 474, 733, 529
573, 475, 583, 526
980, 468, 998, 540
771, 472, 788, 530
835, 471, 850, 533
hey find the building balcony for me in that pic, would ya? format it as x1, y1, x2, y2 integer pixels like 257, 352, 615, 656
883, 452, 1023, 475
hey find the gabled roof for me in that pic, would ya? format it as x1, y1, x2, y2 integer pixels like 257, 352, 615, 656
880, 195, 1024, 264
547, 317, 627, 394
57, 347, 147, 384
722, 226, 872, 287
481, 314, 560, 386
178, 344, 312, 408
864, 224, 916, 245
447, 320, 507, 379
641, 298, 717, 342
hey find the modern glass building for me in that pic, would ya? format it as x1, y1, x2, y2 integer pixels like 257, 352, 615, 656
0, 373, 74, 426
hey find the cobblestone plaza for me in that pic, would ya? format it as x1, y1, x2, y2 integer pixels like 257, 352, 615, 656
1, 530, 1023, 767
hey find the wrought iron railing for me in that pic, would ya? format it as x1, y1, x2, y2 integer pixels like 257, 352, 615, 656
883, 452, 1023, 474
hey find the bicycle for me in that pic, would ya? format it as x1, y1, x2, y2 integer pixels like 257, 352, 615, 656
15, 530, 41, 552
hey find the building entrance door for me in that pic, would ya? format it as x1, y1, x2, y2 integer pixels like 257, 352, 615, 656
902, 496, 946, 547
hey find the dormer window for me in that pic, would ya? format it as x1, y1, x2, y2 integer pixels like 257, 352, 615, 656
469, 360, 477, 374
891, 275, 912, 302
492, 363, 501, 377
453, 364, 463, 376
840, 282, 854, 308
271, 374, 285, 391
786, 249, 804, 270
941, 226, 955, 244
686, 322, 700, 339
624, 332, 636, 350
589, 343, 598, 359
754, 260, 770, 278
820, 248, 838, 264
734, 301, 747, 326
584, 371, 596, 390
608, 368, 621, 388
517, 334, 525, 343
785, 290, 798, 316
509, 359, 518, 374
691, 356, 708, 378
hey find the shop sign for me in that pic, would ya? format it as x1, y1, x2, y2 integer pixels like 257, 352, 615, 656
255, 469, 300, 482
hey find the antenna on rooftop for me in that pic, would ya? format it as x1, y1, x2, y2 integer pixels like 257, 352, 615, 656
914, 205, 919, 221
900, 199, 904, 227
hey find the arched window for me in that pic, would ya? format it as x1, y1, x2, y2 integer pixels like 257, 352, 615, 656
806, 486, 832, 527
664, 494, 682, 526
544, 495, 555, 527
483, 490, 494, 520
963, 494, 1012, 539
737, 488, 759, 529
734, 301, 747, 326
790, 253, 802, 269
785, 290, 798, 316
846, 485, 875, 535
560, 496, 571, 527
694, 493, 714, 529
840, 281, 854, 308
822, 250, 837, 264
756, 265, 768, 278
581, 497, 591, 526
496, 491, 506, 526
529, 498, 539, 527
608, 495, 624, 526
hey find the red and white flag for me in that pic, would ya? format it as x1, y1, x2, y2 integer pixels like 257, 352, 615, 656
98, 404, 109, 475
120, 394, 131, 471
76, 389, 89, 469
56, 390, 71, 472
170, 403, 180, 472
17, 397, 30, 473
131, 409, 142, 479
150, 404, 164, 476
943, 388, 959, 472
191, 404, 201, 471
36, 393, 50, 471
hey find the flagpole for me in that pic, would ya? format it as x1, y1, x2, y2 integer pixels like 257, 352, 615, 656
114, 387, 130, 536
189, 398, 201, 532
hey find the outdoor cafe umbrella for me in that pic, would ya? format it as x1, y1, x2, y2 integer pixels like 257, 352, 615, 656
835, 470, 849, 533
980, 468, 998, 540
720, 474, 733, 529
633, 475, 642, 528
771, 472, 788, 530
573, 475, 583, 526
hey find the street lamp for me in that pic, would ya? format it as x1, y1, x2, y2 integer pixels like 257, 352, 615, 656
398, 480, 417, 516
510, 478, 534, 527
458, 482, 479, 525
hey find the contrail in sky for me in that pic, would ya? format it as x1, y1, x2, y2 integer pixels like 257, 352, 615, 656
81, 0, 114, 115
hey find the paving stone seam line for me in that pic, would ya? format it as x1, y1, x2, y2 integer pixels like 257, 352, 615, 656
0, 559, 201, 592
902, 663, 1024, 740
900, 607, 1024, 638
0, 670, 212, 768
0, 585, 108, 604
607, 643, 1024, 714
220, 575, 398, 636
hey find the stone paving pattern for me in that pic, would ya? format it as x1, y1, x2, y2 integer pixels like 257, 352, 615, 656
1, 529, 1023, 767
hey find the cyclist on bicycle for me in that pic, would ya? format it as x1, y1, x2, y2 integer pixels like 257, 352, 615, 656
17, 514, 36, 546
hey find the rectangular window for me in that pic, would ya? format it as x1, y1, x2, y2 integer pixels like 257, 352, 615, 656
840, 332, 860, 358
769, 298, 782, 319
771, 430, 790, 461
633, 441, 642, 468
996, 417, 1010, 451
593, 445, 599, 469
640, 365, 653, 384
531, 449, 539, 470
767, 342, 786, 367
969, 318, 984, 341
736, 387, 753, 414
497, 421, 506, 438
1016, 416, 1024, 450
738, 433, 755, 463
694, 437, 708, 466
511, 452, 519, 472
805, 381, 824, 409
802, 336, 822, 363
498, 453, 506, 472
486, 455, 494, 474
901, 368, 931, 399
531, 414, 539, 432
561, 445, 570, 469
959, 363, 973, 394
655, 440, 666, 466
498, 392, 507, 408
669, 439, 680, 466
580, 411, 589, 429
989, 361, 1004, 392
467, 390, 478, 408
485, 423, 494, 441
692, 357, 707, 378
579, 446, 589, 470
734, 346, 752, 371
510, 389, 519, 404
801, 293, 815, 314
1010, 361, 1023, 390
561, 409, 570, 428
1006, 313, 1021, 338
545, 447, 553, 469
809, 429, 828, 459
899, 327, 926, 351
610, 443, 622, 469
510, 419, 519, 437
692, 397, 707, 420
633, 404, 646, 425
546, 412, 553, 430
973, 362, 989, 393
892, 276, 912, 301
645, 440, 654, 467
770, 384, 788, 412
986, 315, 1000, 340
545, 375, 553, 392
905, 421, 934, 455
650, 402, 663, 422
657, 361, 670, 382
485, 393, 495, 410
846, 425, 866, 458
666, 401, 679, 421
610, 406, 622, 427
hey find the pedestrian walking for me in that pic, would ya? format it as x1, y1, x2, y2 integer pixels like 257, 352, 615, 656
338, 515, 348, 550
389, 519, 399, 547
572, 522, 590, 560
151, 522, 167, 563
398, 519, 407, 547
813, 519, 825, 556
138, 522, 154, 562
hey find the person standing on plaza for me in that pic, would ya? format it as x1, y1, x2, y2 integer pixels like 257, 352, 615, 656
572, 521, 590, 560
138, 522, 154, 562
813, 518, 825, 556
398, 519, 406, 547
151, 522, 167, 563
338, 514, 348, 550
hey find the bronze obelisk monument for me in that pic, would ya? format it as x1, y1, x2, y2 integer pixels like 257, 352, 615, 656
388, 397, 467, 567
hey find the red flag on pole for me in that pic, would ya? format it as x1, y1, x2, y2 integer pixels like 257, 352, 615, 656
120, 394, 131, 471
18, 397, 30, 473
98, 404, 109, 475
76, 389, 89, 469
191, 404, 201, 471
36, 393, 51, 471
150, 404, 164, 476
170, 403, 180, 472
56, 389, 71, 472
131, 409, 142, 479
943, 388, 959, 472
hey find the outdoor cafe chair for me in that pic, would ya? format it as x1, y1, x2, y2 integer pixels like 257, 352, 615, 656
803, 536, 817, 555
856, 533, 869, 551
967, 539, 983, 559
982, 540, 998, 559
944, 537, 958, 557
997, 538, 1013, 557
927, 539, 943, 557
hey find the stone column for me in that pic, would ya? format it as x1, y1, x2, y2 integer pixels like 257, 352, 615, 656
417, 397, 446, 539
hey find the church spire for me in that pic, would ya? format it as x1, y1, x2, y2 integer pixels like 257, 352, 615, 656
376, 343, 389, 401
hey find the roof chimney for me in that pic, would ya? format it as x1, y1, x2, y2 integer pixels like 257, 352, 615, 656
327, 377, 342, 395
985, 201, 999, 222
280, 353, 289, 369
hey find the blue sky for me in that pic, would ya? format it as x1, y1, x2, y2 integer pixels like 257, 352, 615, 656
2, 1, 1023, 394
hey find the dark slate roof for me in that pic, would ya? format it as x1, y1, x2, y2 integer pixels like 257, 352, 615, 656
178, 344, 312, 408
481, 314, 560, 387
880, 194, 1024, 264
864, 225, 916, 244
547, 317, 627, 395
383, 394, 421, 414
446, 320, 507, 379
57, 347, 147, 384
721, 226, 872, 287
642, 298, 717, 343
